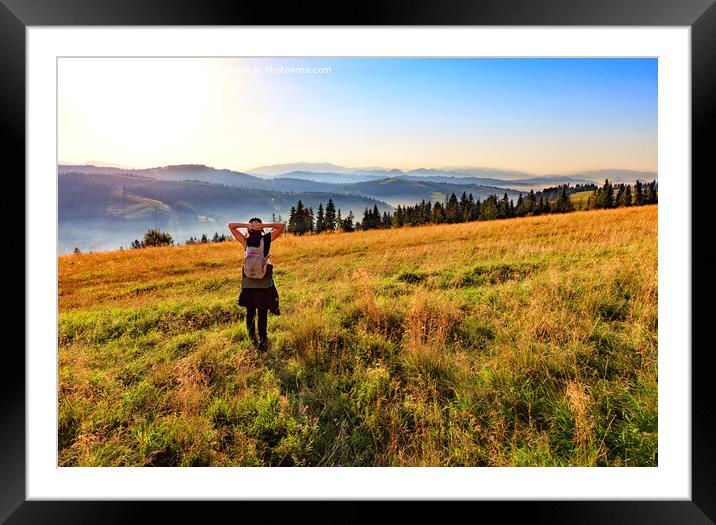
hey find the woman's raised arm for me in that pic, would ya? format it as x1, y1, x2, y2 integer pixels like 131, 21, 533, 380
267, 223, 285, 241
227, 222, 248, 247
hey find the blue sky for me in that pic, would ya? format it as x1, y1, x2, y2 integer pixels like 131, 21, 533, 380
59, 57, 657, 174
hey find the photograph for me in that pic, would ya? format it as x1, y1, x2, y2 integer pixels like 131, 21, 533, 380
57, 56, 659, 468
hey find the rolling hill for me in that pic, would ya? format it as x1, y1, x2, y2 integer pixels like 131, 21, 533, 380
57, 205, 658, 467
59, 171, 391, 253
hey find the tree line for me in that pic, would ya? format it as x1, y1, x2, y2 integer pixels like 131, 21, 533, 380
126, 229, 231, 249
586, 180, 658, 209
284, 179, 657, 235
115, 179, 658, 248
287, 198, 356, 235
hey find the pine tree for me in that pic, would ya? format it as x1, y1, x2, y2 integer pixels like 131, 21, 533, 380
392, 205, 403, 227
316, 202, 325, 233
497, 193, 510, 219
287, 205, 296, 233
554, 187, 572, 213
432, 202, 445, 223
459, 191, 469, 220
603, 180, 614, 208
291, 200, 309, 235
325, 199, 337, 232
444, 193, 458, 223
623, 185, 632, 206
372, 204, 381, 229
342, 210, 355, 232
634, 180, 644, 206
527, 190, 537, 215
382, 211, 390, 228
336, 208, 342, 231
362, 207, 372, 230
471, 199, 481, 221
307, 206, 315, 233
424, 201, 433, 224
481, 196, 498, 220
465, 193, 475, 221
615, 184, 625, 207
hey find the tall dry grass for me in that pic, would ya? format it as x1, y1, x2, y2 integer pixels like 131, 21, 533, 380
58, 205, 657, 466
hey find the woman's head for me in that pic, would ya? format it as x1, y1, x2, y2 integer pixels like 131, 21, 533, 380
248, 217, 263, 231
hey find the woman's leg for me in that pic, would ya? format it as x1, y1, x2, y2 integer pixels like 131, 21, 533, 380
257, 308, 268, 342
246, 307, 258, 340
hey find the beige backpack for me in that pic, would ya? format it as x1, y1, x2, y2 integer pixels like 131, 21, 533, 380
243, 236, 268, 279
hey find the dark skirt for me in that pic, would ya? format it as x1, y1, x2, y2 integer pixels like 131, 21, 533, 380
238, 285, 280, 313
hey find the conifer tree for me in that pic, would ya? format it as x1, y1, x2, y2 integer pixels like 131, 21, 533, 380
459, 191, 469, 219
623, 185, 632, 206
325, 199, 337, 232
444, 193, 459, 223
382, 211, 390, 228
372, 204, 381, 229
392, 205, 403, 227
497, 193, 510, 219
634, 180, 644, 206
362, 207, 372, 230
615, 185, 625, 207
287, 205, 297, 233
342, 210, 355, 232
471, 199, 481, 221
465, 193, 475, 221
527, 190, 537, 215
307, 206, 315, 233
315, 202, 325, 233
296, 200, 307, 234
424, 201, 433, 224
432, 202, 445, 223
603, 180, 614, 208
481, 196, 498, 220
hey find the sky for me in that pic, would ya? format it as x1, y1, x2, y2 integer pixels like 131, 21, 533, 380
58, 57, 657, 175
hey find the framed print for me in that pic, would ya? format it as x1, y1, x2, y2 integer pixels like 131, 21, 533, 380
4, 0, 716, 522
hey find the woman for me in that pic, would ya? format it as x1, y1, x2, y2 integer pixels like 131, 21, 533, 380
227, 217, 284, 351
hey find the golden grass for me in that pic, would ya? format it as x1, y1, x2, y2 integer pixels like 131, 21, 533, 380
58, 205, 658, 467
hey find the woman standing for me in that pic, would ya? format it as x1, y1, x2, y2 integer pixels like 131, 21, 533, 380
228, 218, 284, 351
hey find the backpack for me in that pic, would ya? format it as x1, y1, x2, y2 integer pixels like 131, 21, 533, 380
243, 236, 268, 279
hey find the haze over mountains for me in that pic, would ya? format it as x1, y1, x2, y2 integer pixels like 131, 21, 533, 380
58, 162, 657, 254
246, 163, 657, 189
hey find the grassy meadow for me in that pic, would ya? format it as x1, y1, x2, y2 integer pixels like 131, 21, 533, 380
58, 205, 658, 466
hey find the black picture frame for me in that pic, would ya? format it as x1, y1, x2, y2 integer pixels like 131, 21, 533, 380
3, 0, 714, 522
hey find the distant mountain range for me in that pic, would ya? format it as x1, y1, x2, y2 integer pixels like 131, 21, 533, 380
58, 162, 657, 254
244, 163, 657, 189
58, 169, 390, 253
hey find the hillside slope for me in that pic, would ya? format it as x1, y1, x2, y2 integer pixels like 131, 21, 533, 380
58, 206, 658, 467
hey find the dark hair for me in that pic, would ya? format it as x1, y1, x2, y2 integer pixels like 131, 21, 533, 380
249, 217, 262, 224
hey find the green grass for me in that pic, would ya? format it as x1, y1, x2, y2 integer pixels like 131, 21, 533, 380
58, 205, 658, 466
